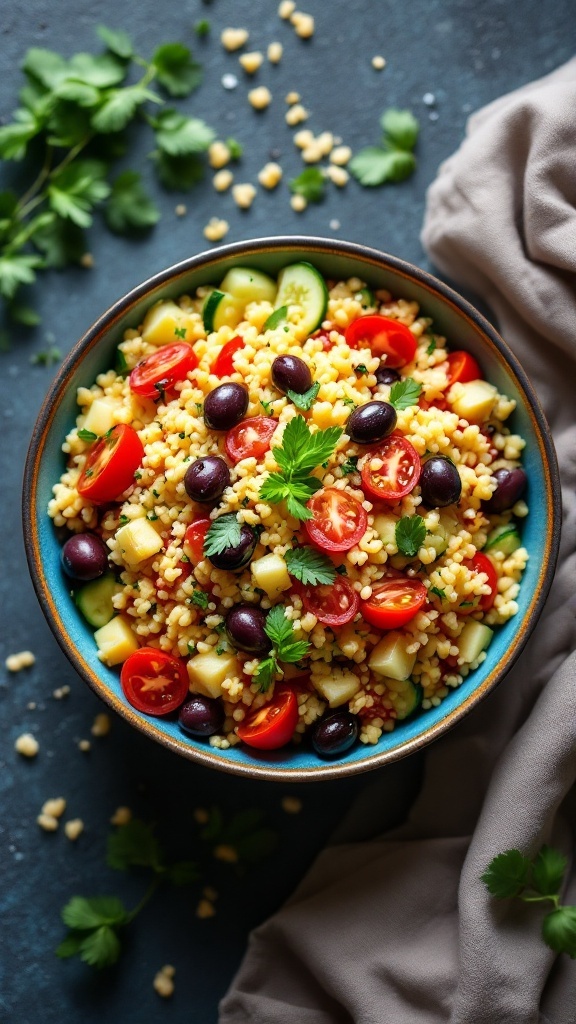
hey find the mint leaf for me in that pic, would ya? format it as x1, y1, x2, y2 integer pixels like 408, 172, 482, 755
61, 895, 127, 930
349, 146, 416, 186
96, 25, 134, 60
395, 515, 426, 557
107, 819, 163, 872
380, 108, 419, 151
289, 167, 325, 202
285, 546, 336, 586
542, 907, 576, 959
153, 109, 215, 155
105, 171, 160, 233
389, 377, 421, 410
153, 43, 203, 97
203, 514, 241, 558
481, 849, 531, 899
79, 925, 122, 968
531, 845, 568, 898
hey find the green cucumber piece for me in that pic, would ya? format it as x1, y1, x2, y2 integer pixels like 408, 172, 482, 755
484, 523, 522, 555
394, 679, 423, 721
219, 266, 278, 304
457, 620, 493, 664
76, 573, 118, 628
202, 290, 243, 333
357, 287, 375, 309
274, 262, 328, 336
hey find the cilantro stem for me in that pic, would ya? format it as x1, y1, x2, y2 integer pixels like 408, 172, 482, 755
522, 893, 561, 908
16, 145, 54, 213
125, 877, 161, 923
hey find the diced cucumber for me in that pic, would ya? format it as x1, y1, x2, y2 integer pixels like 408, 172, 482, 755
484, 523, 522, 555
202, 290, 244, 333
356, 287, 375, 309
274, 262, 328, 336
219, 267, 278, 305
393, 678, 423, 721
457, 620, 493, 664
76, 573, 118, 628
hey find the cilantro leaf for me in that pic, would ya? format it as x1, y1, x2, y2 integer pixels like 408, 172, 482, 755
341, 456, 359, 476
289, 167, 325, 203
276, 417, 342, 476
225, 138, 243, 160
349, 147, 416, 187
542, 907, 576, 959
389, 377, 422, 410
106, 819, 163, 872
153, 109, 215, 155
531, 845, 568, 897
285, 546, 336, 586
481, 849, 531, 899
203, 514, 242, 558
67, 52, 127, 88
105, 171, 160, 233
254, 654, 278, 693
55, 933, 84, 959
264, 605, 311, 663
32, 215, 86, 268
395, 515, 426, 557
152, 151, 205, 191
54, 80, 101, 108
286, 493, 313, 521
287, 382, 320, 411
22, 47, 69, 89
96, 25, 134, 60
78, 428, 98, 442
263, 305, 288, 330
153, 43, 203, 97
61, 895, 127, 930
79, 925, 122, 968
194, 20, 211, 37
191, 589, 209, 610
91, 84, 160, 133
0, 253, 42, 299
47, 160, 111, 228
0, 111, 41, 160
380, 108, 420, 151
429, 586, 447, 601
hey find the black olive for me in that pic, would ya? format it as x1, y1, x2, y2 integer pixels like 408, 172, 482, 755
61, 533, 108, 581
184, 456, 230, 503
208, 518, 259, 571
483, 467, 527, 513
225, 605, 269, 652
347, 401, 397, 444
204, 382, 249, 431
311, 710, 359, 758
375, 364, 401, 386
179, 695, 224, 737
271, 355, 312, 395
419, 456, 462, 507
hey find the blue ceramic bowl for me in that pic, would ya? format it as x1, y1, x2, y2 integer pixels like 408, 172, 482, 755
23, 237, 560, 780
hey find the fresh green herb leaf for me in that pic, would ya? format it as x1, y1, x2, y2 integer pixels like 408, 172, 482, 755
0, 253, 43, 299
542, 907, 576, 959
203, 514, 241, 557
357, 287, 375, 308
289, 167, 325, 203
259, 416, 342, 521
29, 345, 62, 366
254, 654, 278, 692
263, 305, 288, 330
349, 146, 416, 187
152, 150, 205, 191
395, 515, 426, 557
342, 397, 356, 408
92, 84, 161, 133
107, 819, 163, 872
429, 586, 446, 600
264, 605, 311, 663
285, 546, 336, 586
105, 171, 160, 233
78, 428, 98, 442
225, 137, 243, 160
152, 43, 203, 97
531, 846, 569, 898
119, 514, 129, 525
380, 108, 420, 151
78, 925, 122, 968
481, 849, 532, 899
194, 19, 211, 37
389, 377, 422, 410
61, 895, 128, 931
96, 25, 134, 60
426, 336, 437, 355
174, 326, 187, 339
153, 108, 215, 155
191, 589, 209, 610
9, 303, 42, 327
187, 640, 196, 654
286, 381, 320, 411
47, 160, 111, 228
166, 860, 200, 886
355, 364, 369, 375
55, 932, 84, 959
341, 456, 359, 475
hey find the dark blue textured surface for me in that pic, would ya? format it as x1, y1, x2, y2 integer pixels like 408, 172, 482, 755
1, 2, 573, 1021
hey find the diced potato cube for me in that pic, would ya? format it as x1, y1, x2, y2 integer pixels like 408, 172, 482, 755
187, 651, 240, 699
368, 632, 417, 681
450, 380, 498, 424
313, 667, 360, 707
251, 553, 292, 599
457, 621, 493, 664
115, 519, 163, 566
373, 512, 399, 547
81, 398, 120, 437
95, 615, 139, 666
141, 300, 195, 346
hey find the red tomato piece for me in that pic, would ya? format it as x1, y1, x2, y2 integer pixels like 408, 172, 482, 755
418, 395, 448, 412
121, 647, 189, 716
225, 416, 278, 463
237, 687, 298, 750
446, 350, 482, 387
211, 336, 245, 376
183, 518, 211, 563
297, 577, 359, 627
345, 315, 417, 368
129, 343, 198, 399
77, 424, 144, 504
360, 573, 427, 629
360, 435, 421, 503
305, 488, 368, 553
460, 552, 498, 613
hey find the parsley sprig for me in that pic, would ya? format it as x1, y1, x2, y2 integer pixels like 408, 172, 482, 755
259, 416, 343, 521
395, 515, 426, 557
389, 377, 422, 410
0, 26, 216, 327
285, 546, 336, 586
203, 514, 242, 558
287, 381, 320, 411
255, 605, 311, 692
350, 108, 419, 187
482, 846, 576, 959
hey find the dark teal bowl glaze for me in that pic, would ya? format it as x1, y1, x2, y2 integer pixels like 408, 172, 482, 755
23, 237, 561, 781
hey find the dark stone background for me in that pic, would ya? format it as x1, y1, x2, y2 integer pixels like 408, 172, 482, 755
1, 2, 573, 1020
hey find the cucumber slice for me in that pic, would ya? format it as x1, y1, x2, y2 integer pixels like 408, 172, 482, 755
484, 523, 522, 555
202, 290, 244, 333
76, 573, 118, 628
219, 267, 278, 305
274, 262, 328, 336
394, 679, 423, 721
457, 621, 493, 664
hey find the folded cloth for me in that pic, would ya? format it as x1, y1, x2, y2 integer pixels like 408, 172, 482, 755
219, 60, 576, 1024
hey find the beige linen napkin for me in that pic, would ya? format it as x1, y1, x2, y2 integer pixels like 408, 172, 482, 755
220, 61, 576, 1024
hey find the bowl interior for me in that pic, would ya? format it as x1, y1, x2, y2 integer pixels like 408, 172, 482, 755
25, 238, 559, 780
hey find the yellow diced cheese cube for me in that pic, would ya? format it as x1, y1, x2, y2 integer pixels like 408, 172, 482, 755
187, 651, 240, 699
251, 553, 292, 599
368, 632, 417, 681
141, 300, 196, 346
81, 398, 120, 436
115, 519, 163, 566
313, 668, 360, 708
449, 380, 498, 424
94, 615, 139, 666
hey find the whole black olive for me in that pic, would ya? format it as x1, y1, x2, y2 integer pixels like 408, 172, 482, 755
311, 710, 359, 758
184, 456, 230, 503
419, 456, 462, 507
178, 695, 224, 737
207, 516, 259, 571
375, 364, 401, 386
347, 401, 397, 444
204, 382, 249, 431
483, 467, 527, 513
226, 605, 269, 652
271, 355, 312, 395
61, 533, 108, 581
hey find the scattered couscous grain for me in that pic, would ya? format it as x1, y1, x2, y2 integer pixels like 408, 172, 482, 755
214, 844, 239, 863
175, 204, 187, 218
78, 739, 91, 752
194, 808, 210, 824
203, 218, 230, 242
203, 885, 218, 901
248, 86, 272, 110
221, 28, 249, 52
42, 797, 66, 818
293, 128, 314, 149
267, 41, 283, 63
80, 252, 95, 269
258, 162, 283, 189
239, 51, 263, 74
91, 712, 111, 737
110, 805, 132, 825
372, 55, 386, 70
64, 818, 84, 841
278, 0, 296, 16
153, 965, 176, 998
53, 685, 70, 699
213, 169, 234, 192
281, 795, 303, 814
232, 183, 257, 209
285, 103, 309, 126
326, 165, 349, 187
208, 140, 232, 169
6, 651, 35, 672
290, 193, 307, 212
285, 91, 301, 105
291, 11, 315, 38
330, 145, 352, 166
196, 898, 216, 918
15, 733, 39, 758
37, 812, 59, 832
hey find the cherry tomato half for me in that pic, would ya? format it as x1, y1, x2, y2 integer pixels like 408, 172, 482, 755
460, 552, 498, 613
305, 488, 368, 553
129, 343, 198, 399
183, 518, 211, 563
121, 647, 189, 716
77, 424, 144, 504
360, 573, 427, 629
345, 315, 417, 368
211, 336, 245, 377
360, 435, 421, 503
236, 687, 298, 750
225, 416, 278, 463
297, 577, 359, 627
446, 350, 482, 387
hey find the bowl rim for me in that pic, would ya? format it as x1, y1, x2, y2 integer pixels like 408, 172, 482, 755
23, 235, 562, 781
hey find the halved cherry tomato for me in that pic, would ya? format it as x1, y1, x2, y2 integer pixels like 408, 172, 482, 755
211, 336, 245, 376
345, 315, 417, 368
296, 577, 359, 627
237, 687, 298, 750
460, 552, 498, 613
418, 395, 448, 412
77, 424, 144, 504
183, 518, 211, 563
225, 416, 278, 463
360, 435, 421, 503
121, 647, 189, 716
305, 488, 368, 553
129, 343, 198, 399
360, 572, 427, 629
446, 350, 481, 387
